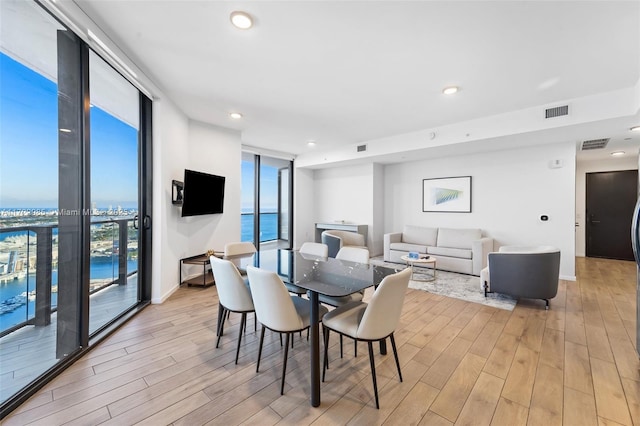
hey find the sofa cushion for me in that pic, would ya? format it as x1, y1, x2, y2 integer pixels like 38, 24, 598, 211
428, 246, 472, 259
390, 242, 428, 253
437, 228, 481, 249
403, 225, 438, 246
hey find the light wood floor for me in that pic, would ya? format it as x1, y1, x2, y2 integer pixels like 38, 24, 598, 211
0, 276, 139, 402
3, 257, 638, 425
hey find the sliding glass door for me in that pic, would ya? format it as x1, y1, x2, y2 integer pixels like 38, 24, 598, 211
0, 0, 152, 415
88, 51, 140, 334
241, 152, 292, 250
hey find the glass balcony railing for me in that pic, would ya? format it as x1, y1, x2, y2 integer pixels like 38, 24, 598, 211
0, 218, 138, 336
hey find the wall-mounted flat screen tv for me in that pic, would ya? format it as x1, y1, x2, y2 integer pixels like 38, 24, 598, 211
181, 169, 226, 216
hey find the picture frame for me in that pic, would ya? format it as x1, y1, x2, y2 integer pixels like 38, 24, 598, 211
422, 176, 472, 213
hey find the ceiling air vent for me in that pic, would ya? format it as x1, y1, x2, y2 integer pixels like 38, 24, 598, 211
581, 138, 609, 150
545, 105, 569, 119
357, 144, 367, 152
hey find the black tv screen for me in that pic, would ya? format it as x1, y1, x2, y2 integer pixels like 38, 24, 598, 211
181, 169, 226, 216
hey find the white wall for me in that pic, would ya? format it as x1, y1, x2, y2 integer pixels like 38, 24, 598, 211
371, 163, 385, 256
152, 97, 189, 303
575, 155, 639, 256
293, 167, 315, 247
381, 142, 576, 279
313, 164, 376, 250
151, 105, 242, 303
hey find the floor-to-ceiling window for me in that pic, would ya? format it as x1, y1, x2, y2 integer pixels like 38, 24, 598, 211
241, 152, 292, 251
87, 51, 140, 334
0, 0, 152, 416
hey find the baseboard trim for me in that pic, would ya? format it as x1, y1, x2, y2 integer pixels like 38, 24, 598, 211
152, 283, 179, 304
560, 274, 577, 282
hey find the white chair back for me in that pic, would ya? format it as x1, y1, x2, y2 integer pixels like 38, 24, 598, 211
209, 256, 254, 312
224, 242, 257, 257
300, 242, 329, 258
336, 246, 370, 264
246, 266, 304, 332
357, 267, 411, 340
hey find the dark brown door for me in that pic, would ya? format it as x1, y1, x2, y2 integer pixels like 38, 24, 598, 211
586, 170, 637, 260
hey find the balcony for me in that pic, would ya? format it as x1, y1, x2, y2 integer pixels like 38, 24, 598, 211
0, 218, 139, 404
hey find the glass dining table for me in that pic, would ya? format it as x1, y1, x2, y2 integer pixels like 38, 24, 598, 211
229, 249, 400, 407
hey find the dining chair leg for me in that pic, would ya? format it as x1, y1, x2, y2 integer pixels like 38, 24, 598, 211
368, 341, 380, 409
322, 326, 330, 382
281, 332, 290, 395
216, 303, 224, 336
390, 333, 403, 382
254, 312, 257, 331
340, 335, 343, 358
256, 326, 266, 373
279, 333, 283, 346
235, 313, 246, 365
216, 306, 227, 348
354, 341, 357, 357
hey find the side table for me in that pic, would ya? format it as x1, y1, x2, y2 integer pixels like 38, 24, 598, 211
179, 253, 222, 287
400, 255, 437, 281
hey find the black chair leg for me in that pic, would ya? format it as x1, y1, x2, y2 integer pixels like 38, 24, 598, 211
368, 341, 379, 409
484, 281, 488, 297
390, 333, 402, 382
340, 335, 343, 358
216, 304, 224, 336
235, 313, 246, 365
323, 326, 330, 382
256, 326, 266, 372
216, 306, 227, 348
354, 341, 357, 357
544, 299, 550, 310
254, 312, 257, 331
281, 333, 290, 395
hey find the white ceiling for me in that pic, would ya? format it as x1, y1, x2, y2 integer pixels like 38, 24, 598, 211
70, 0, 640, 164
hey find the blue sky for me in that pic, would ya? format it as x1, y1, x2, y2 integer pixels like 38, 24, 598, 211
241, 160, 279, 213
0, 52, 138, 209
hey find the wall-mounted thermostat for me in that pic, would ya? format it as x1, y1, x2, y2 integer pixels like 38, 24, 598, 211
540, 215, 549, 222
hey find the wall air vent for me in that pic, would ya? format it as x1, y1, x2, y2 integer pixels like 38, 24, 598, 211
545, 105, 569, 119
581, 138, 609, 150
357, 144, 367, 152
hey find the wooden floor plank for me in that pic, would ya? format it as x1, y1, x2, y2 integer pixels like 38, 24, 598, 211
2, 256, 636, 426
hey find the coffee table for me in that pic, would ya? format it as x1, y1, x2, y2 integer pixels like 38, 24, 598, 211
401, 255, 437, 281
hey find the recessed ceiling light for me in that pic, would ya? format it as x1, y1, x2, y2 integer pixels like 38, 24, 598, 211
229, 112, 243, 119
442, 86, 459, 95
230, 11, 253, 29
307, 140, 316, 147
611, 151, 625, 157
631, 126, 640, 132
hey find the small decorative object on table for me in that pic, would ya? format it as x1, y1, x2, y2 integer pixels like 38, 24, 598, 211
408, 251, 419, 259
206, 249, 216, 257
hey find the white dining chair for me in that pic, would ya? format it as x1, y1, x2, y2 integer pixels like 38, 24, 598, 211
224, 242, 257, 274
246, 266, 328, 395
299, 242, 329, 258
335, 246, 370, 264
322, 267, 411, 409
209, 256, 256, 364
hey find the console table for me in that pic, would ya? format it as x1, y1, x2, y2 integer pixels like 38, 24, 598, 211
179, 253, 221, 287
314, 222, 368, 244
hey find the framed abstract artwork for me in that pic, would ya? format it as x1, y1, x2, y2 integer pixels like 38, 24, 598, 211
422, 176, 472, 213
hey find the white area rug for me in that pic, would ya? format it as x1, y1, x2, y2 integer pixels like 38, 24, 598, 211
370, 258, 517, 311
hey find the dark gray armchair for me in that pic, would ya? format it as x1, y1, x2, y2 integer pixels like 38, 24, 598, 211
481, 246, 560, 309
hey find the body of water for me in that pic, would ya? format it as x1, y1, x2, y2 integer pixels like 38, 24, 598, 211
241, 212, 280, 242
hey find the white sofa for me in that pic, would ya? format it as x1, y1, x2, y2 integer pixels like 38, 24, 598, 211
384, 225, 493, 276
